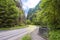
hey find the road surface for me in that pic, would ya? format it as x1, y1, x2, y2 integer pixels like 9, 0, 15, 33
0, 25, 37, 40
30, 27, 46, 40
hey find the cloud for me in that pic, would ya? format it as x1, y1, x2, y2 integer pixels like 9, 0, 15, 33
21, 0, 41, 17
21, 0, 28, 3
22, 0, 40, 8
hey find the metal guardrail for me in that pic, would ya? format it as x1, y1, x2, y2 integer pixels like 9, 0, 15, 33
38, 27, 49, 40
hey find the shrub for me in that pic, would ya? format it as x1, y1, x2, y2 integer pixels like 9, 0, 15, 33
22, 34, 31, 40
49, 30, 60, 40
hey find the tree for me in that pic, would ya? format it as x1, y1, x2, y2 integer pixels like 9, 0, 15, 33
0, 0, 22, 28
40, 0, 60, 29
31, 0, 60, 29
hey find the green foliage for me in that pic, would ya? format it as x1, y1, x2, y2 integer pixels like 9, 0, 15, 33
30, 0, 60, 40
29, 0, 60, 29
27, 0, 60, 40
49, 30, 60, 40
27, 2, 41, 25
26, 20, 31, 25
39, 0, 60, 40
22, 34, 31, 40
0, 0, 22, 28
41, 0, 60, 29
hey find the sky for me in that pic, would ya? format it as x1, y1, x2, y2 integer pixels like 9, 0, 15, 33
21, 0, 41, 17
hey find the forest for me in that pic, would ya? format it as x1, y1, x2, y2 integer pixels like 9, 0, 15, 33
0, 0, 60, 40
27, 0, 60, 40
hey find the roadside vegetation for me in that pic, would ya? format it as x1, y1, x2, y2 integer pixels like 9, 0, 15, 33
0, 0, 26, 30
49, 30, 60, 40
0, 0, 60, 40
27, 0, 60, 40
22, 34, 31, 40
0, 25, 26, 30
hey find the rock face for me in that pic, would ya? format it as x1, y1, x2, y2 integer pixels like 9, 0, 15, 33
38, 27, 49, 39
27, 1, 41, 20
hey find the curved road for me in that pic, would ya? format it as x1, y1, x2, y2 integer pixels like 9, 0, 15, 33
0, 25, 37, 40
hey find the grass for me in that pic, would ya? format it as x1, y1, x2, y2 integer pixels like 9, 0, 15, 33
0, 25, 26, 30
49, 30, 60, 40
22, 34, 31, 40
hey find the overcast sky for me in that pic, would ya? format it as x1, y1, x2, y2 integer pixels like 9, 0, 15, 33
21, 0, 41, 17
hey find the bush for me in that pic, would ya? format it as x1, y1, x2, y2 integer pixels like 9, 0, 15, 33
49, 30, 60, 40
26, 20, 31, 25
22, 34, 31, 40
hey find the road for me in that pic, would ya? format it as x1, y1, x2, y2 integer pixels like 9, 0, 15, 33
30, 27, 46, 40
0, 25, 37, 40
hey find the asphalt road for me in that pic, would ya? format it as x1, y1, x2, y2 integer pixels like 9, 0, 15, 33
30, 27, 46, 40
0, 25, 37, 40
0, 28, 29, 40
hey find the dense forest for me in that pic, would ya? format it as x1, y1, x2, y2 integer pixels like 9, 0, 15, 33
27, 0, 60, 40
0, 0, 25, 28
0, 0, 60, 40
